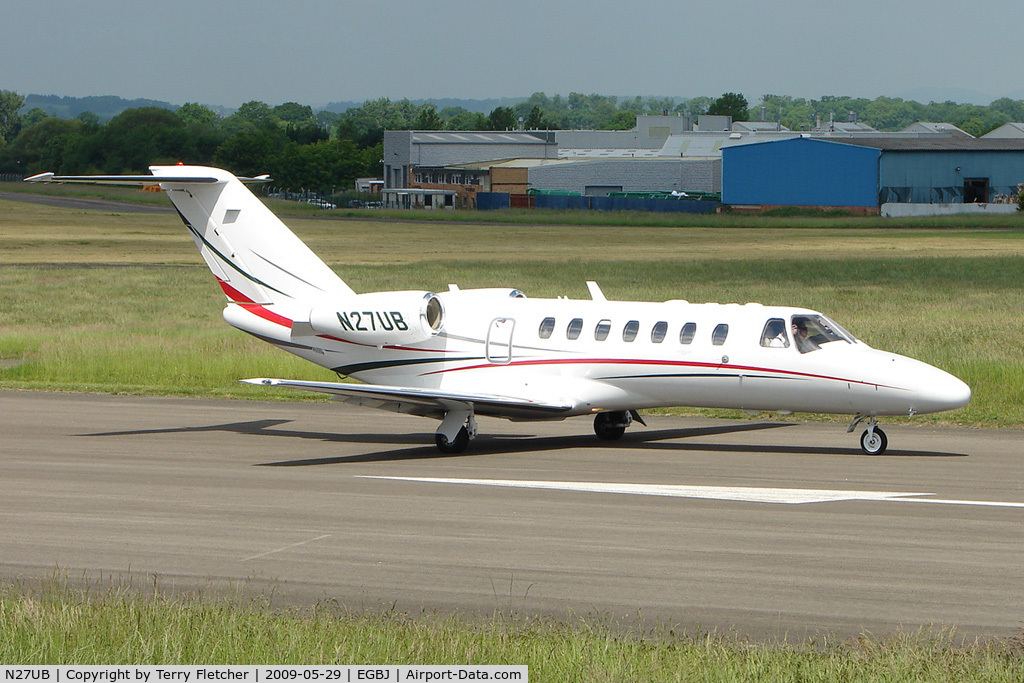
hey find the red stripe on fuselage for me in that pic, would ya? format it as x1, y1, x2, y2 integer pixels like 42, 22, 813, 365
422, 356, 902, 390
216, 278, 293, 328
216, 278, 255, 304
214, 277, 453, 353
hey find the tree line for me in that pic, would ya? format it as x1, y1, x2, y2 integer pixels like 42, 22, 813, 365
2, 89, 1024, 191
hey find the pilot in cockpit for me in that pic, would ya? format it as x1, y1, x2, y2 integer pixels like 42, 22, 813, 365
792, 317, 819, 353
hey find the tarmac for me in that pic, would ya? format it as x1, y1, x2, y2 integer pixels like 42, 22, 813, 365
3, 391, 1022, 639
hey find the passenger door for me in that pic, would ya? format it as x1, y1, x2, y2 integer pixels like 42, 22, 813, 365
486, 317, 515, 364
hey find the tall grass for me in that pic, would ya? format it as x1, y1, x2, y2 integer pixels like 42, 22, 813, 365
2, 199, 1024, 423
2, 582, 1022, 680
1, 256, 1022, 424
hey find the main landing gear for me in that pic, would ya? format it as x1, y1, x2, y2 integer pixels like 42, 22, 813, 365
849, 415, 888, 455
593, 410, 646, 441
434, 408, 477, 454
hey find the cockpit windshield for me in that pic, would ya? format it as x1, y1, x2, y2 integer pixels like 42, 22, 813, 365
790, 314, 856, 354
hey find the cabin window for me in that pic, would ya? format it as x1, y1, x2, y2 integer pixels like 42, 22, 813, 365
791, 314, 855, 354
595, 319, 611, 341
679, 322, 697, 344
538, 317, 555, 339
760, 318, 789, 348
651, 321, 668, 343
712, 323, 729, 346
567, 318, 583, 340
622, 320, 639, 342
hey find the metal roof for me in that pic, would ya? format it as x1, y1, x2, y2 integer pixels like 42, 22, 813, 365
902, 122, 974, 138
817, 137, 1024, 151
982, 122, 1024, 138
409, 131, 551, 144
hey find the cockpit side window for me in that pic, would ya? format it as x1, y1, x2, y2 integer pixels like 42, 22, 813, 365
760, 318, 789, 348
791, 314, 855, 354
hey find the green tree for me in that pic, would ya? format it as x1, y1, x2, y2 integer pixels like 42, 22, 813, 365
523, 105, 550, 130
213, 127, 288, 178
268, 138, 369, 190
602, 110, 637, 130
486, 106, 517, 131
20, 108, 50, 129
76, 111, 100, 130
442, 107, 487, 131
335, 98, 421, 147
236, 100, 278, 126
708, 92, 749, 121
64, 107, 202, 173
273, 102, 314, 124
0, 90, 26, 142
218, 101, 280, 137
0, 117, 84, 174
989, 98, 1024, 124
286, 121, 329, 145
177, 102, 217, 126
414, 103, 443, 130
681, 96, 714, 117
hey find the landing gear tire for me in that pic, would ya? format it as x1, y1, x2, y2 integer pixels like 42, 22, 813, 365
594, 411, 629, 441
860, 427, 888, 455
435, 426, 470, 454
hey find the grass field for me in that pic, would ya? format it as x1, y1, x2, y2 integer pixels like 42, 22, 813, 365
2, 196, 1023, 425
3, 193, 1024, 673
2, 581, 1022, 680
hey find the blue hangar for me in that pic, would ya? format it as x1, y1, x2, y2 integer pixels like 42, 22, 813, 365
722, 136, 1024, 212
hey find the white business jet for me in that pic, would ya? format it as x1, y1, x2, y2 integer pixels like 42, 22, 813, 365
28, 166, 971, 455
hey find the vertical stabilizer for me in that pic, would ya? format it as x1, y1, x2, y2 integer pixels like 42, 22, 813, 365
153, 166, 354, 308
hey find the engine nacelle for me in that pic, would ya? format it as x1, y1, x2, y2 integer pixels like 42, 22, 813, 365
307, 291, 444, 346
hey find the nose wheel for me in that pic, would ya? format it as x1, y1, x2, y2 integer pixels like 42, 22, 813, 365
860, 426, 888, 455
850, 415, 888, 455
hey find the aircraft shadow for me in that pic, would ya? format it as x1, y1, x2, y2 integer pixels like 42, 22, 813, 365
80, 418, 967, 465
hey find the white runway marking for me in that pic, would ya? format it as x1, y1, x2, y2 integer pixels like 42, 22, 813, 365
241, 534, 331, 562
360, 477, 1024, 508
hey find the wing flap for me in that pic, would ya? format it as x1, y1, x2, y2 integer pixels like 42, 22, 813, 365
242, 378, 574, 418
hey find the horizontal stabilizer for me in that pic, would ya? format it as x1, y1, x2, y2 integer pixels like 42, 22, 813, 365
24, 172, 270, 185
242, 378, 573, 418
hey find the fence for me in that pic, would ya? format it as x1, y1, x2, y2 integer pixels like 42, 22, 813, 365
477, 192, 720, 214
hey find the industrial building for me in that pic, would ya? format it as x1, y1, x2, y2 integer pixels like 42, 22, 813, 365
383, 114, 1024, 213
722, 136, 1024, 214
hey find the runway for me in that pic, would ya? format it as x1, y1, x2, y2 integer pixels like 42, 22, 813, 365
1, 390, 1022, 639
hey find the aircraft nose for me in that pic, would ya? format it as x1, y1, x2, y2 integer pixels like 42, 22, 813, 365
913, 366, 971, 414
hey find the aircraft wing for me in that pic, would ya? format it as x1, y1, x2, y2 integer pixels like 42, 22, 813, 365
242, 378, 575, 420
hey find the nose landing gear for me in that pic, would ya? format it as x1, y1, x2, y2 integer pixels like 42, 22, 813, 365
849, 415, 888, 455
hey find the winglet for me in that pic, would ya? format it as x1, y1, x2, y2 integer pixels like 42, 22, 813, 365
24, 172, 55, 182
586, 281, 607, 301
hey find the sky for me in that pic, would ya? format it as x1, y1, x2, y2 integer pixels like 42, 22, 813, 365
3, 0, 1022, 108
